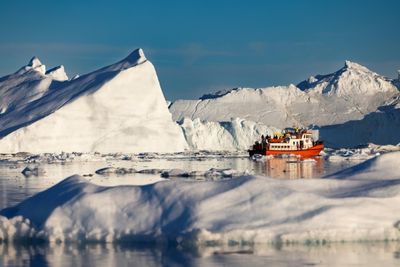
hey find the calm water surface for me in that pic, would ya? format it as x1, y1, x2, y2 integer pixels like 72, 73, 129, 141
0, 156, 352, 209
1, 242, 400, 267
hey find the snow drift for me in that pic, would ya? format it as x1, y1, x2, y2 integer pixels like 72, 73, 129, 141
1, 152, 400, 245
0, 49, 187, 153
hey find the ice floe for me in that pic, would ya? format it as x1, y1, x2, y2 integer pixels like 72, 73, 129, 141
21, 166, 45, 177
93, 166, 251, 180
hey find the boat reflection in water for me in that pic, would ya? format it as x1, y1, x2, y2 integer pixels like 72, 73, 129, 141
251, 156, 324, 179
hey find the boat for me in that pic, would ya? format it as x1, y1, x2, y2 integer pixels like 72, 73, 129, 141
248, 128, 324, 157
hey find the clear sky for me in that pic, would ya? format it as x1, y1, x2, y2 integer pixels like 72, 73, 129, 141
0, 0, 399, 100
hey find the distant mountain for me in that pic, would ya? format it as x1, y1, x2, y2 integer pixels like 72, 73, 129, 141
170, 61, 399, 129
0, 49, 187, 153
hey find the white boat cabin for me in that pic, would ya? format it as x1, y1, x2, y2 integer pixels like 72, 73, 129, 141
268, 132, 315, 151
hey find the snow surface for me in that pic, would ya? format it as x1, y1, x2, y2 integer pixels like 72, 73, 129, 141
1, 152, 400, 245
170, 61, 399, 147
0, 49, 187, 153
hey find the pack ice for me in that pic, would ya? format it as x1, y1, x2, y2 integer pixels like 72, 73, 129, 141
1, 152, 400, 245
0, 49, 187, 153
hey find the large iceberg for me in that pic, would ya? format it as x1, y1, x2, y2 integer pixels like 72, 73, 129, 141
170, 61, 399, 128
0, 49, 187, 153
170, 61, 400, 147
1, 152, 400, 245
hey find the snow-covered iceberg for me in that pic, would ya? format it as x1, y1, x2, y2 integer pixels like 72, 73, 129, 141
0, 49, 187, 153
1, 152, 400, 245
170, 61, 399, 147
171, 85, 307, 129
170, 61, 399, 129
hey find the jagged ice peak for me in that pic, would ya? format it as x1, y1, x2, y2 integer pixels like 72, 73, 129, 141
45, 65, 68, 81
26, 56, 46, 75
28, 56, 42, 68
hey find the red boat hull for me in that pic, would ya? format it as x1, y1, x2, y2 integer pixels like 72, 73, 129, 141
249, 143, 324, 158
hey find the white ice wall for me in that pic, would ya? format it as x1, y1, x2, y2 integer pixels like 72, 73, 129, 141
0, 51, 187, 153
179, 117, 279, 151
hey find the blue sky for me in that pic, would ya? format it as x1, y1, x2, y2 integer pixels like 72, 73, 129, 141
0, 0, 399, 100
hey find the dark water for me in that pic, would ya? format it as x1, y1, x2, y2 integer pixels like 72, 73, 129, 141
1, 155, 393, 267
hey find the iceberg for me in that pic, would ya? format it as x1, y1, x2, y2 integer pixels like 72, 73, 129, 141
170, 61, 400, 147
0, 49, 187, 153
